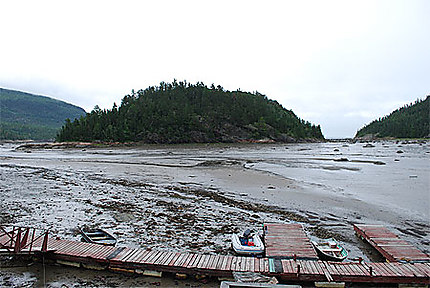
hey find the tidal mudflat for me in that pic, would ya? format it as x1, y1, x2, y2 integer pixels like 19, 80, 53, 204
0, 141, 428, 286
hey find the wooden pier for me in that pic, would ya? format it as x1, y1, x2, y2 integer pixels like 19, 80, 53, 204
1, 225, 430, 285
264, 223, 318, 260
354, 224, 430, 263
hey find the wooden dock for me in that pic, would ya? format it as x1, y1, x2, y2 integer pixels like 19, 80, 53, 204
354, 224, 430, 263
2, 225, 430, 285
264, 223, 318, 260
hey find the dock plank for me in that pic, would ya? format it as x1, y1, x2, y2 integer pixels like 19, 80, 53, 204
414, 263, 430, 276
197, 254, 210, 269
253, 258, 260, 273
319, 261, 333, 282
354, 224, 430, 263
400, 263, 426, 277
110, 247, 132, 261
137, 250, 156, 264
370, 263, 385, 277
145, 250, 163, 265
133, 250, 152, 263
264, 223, 318, 260
390, 263, 414, 277
217, 255, 227, 271
183, 253, 197, 268
204, 255, 216, 270
121, 249, 141, 263
230, 256, 238, 271
126, 249, 147, 263
235, 256, 243, 271
213, 255, 223, 270
76, 245, 99, 258
188, 254, 202, 268
82, 244, 108, 259
159, 251, 177, 266
224, 255, 234, 271
152, 251, 170, 266
169, 252, 183, 266
358, 263, 371, 276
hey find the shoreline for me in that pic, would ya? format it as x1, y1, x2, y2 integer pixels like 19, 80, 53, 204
13, 138, 325, 150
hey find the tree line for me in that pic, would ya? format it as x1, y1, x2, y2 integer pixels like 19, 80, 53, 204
355, 96, 429, 139
0, 88, 85, 140
56, 81, 324, 143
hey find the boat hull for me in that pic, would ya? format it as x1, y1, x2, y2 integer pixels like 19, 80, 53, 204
312, 239, 347, 261
80, 228, 117, 246
231, 234, 264, 256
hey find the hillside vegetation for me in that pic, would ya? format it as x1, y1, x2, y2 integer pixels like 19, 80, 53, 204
57, 81, 324, 143
355, 96, 429, 139
0, 88, 86, 140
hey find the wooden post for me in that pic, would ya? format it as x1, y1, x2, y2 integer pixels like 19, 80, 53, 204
297, 264, 301, 277
14, 228, 22, 253
28, 228, 35, 254
20, 228, 30, 250
10, 227, 16, 248
41, 231, 49, 253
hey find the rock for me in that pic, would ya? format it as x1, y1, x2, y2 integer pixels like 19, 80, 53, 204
334, 158, 349, 162
175, 273, 187, 280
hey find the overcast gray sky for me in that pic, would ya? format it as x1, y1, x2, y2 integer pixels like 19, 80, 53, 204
1, 0, 429, 138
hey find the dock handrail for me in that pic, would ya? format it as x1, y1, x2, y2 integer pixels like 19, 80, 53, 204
0, 225, 49, 254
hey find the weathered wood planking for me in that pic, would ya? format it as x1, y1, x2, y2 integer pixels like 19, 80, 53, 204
264, 223, 318, 260
354, 224, 430, 263
1, 227, 430, 284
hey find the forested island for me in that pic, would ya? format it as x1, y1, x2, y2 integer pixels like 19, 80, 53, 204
0, 88, 86, 140
57, 81, 324, 143
355, 96, 429, 139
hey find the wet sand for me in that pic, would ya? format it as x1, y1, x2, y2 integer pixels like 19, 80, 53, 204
0, 141, 429, 287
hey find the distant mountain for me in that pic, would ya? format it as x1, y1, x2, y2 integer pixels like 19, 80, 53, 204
0, 88, 86, 140
355, 96, 429, 139
57, 81, 324, 143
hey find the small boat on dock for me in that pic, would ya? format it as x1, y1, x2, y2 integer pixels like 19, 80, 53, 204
231, 229, 265, 256
79, 228, 117, 246
312, 238, 347, 261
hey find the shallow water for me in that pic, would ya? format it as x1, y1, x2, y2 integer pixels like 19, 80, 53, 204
0, 141, 429, 286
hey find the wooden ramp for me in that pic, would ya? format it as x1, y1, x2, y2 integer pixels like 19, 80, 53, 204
263, 223, 318, 260
354, 224, 430, 263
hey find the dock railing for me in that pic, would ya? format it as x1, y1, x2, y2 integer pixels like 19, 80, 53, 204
0, 225, 49, 254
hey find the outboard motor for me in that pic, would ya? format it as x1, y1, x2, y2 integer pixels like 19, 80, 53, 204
243, 229, 251, 239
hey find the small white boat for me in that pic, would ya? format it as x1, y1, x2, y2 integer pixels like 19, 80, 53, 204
312, 238, 347, 261
231, 229, 265, 256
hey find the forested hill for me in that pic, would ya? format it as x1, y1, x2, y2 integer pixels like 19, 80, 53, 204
0, 88, 86, 140
57, 81, 324, 143
355, 96, 429, 139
